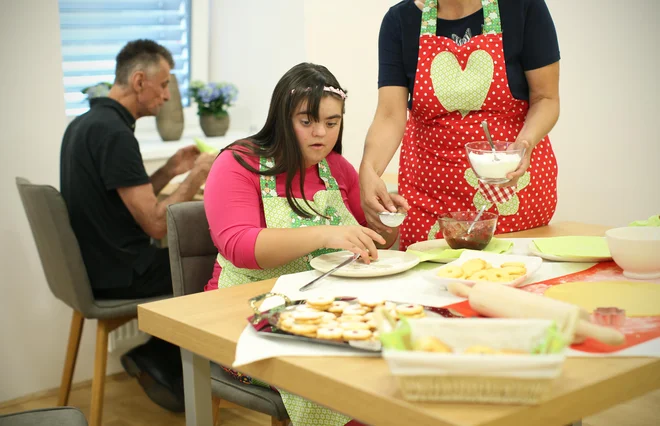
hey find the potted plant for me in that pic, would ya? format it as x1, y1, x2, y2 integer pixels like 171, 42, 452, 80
189, 80, 238, 137
81, 82, 112, 105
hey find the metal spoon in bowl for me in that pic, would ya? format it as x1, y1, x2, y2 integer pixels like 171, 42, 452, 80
481, 120, 499, 162
466, 204, 487, 235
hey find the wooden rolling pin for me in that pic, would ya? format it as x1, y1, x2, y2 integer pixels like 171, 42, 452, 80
448, 282, 626, 346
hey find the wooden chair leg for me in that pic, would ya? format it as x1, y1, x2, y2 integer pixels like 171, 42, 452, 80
57, 310, 84, 406
212, 396, 222, 426
271, 418, 289, 426
88, 319, 111, 426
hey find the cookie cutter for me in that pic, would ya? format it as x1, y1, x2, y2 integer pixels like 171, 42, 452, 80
248, 292, 292, 325
593, 307, 626, 328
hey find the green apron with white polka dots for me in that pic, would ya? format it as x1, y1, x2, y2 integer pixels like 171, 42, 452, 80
217, 156, 356, 426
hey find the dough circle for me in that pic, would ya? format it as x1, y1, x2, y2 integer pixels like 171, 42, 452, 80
543, 281, 660, 317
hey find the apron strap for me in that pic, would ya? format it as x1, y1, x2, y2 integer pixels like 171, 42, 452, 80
420, 0, 502, 37
258, 157, 278, 198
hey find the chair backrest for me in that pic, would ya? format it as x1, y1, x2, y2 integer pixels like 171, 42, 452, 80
15, 177, 95, 314
166, 201, 217, 296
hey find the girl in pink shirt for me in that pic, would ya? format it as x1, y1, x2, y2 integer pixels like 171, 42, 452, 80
202, 63, 397, 426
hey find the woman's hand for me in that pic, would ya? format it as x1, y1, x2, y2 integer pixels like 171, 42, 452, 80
319, 225, 385, 264
359, 166, 409, 234
500, 140, 531, 188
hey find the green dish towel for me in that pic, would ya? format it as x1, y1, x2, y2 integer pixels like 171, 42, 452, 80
532, 236, 611, 258
629, 215, 660, 227
407, 238, 513, 262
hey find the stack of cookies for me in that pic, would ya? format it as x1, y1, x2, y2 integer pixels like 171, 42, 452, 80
436, 258, 527, 283
276, 296, 427, 343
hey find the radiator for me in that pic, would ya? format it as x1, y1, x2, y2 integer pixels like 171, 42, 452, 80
108, 319, 150, 353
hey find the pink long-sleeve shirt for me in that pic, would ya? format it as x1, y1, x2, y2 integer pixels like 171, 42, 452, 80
203, 149, 367, 291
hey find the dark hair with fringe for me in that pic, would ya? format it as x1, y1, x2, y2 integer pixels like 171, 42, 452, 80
220, 62, 347, 218
114, 39, 174, 85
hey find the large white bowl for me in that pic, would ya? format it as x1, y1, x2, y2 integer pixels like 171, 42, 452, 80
605, 227, 660, 279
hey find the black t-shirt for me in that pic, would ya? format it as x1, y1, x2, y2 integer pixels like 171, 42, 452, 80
378, 0, 560, 109
60, 98, 154, 290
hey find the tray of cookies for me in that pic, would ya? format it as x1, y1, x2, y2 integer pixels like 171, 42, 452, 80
247, 293, 463, 353
429, 251, 543, 288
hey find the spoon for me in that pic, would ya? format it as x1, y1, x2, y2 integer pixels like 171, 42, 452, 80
480, 120, 499, 162
467, 204, 487, 235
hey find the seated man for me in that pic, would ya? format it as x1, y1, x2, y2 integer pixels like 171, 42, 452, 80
60, 39, 215, 411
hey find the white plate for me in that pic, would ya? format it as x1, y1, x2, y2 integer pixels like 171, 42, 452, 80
310, 250, 420, 278
426, 251, 543, 288
407, 238, 513, 263
527, 242, 612, 263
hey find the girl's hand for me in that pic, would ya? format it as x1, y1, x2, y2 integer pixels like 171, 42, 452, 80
319, 225, 385, 264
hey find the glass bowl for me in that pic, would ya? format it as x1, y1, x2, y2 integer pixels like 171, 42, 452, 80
438, 211, 498, 250
465, 141, 525, 184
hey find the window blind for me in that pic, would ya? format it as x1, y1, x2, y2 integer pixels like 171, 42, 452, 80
59, 0, 191, 116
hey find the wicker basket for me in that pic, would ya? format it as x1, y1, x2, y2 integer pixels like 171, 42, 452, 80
382, 318, 566, 404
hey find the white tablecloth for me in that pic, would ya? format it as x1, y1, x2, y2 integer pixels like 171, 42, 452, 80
233, 238, 660, 367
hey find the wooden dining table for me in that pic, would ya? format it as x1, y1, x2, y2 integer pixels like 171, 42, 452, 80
138, 222, 660, 426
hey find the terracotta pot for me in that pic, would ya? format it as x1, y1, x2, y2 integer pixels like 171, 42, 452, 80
156, 74, 184, 141
200, 114, 230, 137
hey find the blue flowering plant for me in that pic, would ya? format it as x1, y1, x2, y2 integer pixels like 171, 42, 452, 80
189, 80, 238, 117
81, 82, 112, 100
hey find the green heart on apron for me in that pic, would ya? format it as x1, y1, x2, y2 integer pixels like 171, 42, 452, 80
431, 50, 494, 118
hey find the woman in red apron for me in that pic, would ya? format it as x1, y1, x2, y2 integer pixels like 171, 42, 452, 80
359, 0, 560, 250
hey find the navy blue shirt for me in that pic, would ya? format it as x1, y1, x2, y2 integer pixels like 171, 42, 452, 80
378, 0, 560, 109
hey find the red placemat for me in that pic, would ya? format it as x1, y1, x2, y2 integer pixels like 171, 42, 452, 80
445, 262, 660, 354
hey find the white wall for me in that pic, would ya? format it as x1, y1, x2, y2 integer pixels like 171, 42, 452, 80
208, 0, 307, 133
547, 0, 660, 226
0, 0, 122, 403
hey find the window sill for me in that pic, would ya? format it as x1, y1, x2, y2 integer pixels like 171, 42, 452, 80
138, 127, 250, 161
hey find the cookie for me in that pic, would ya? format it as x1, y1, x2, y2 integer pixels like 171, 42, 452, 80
290, 323, 319, 336
464, 345, 498, 355
342, 306, 368, 316
341, 321, 370, 331
396, 303, 424, 317
328, 300, 350, 314
501, 265, 527, 277
320, 312, 337, 323
437, 265, 463, 279
306, 295, 335, 310
500, 262, 526, 269
413, 336, 453, 353
485, 268, 511, 283
461, 258, 487, 276
358, 298, 385, 309
337, 314, 366, 323
316, 327, 344, 340
343, 329, 372, 340
292, 311, 324, 324
278, 318, 295, 332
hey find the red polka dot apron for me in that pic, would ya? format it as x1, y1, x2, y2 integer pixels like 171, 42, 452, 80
398, 0, 558, 250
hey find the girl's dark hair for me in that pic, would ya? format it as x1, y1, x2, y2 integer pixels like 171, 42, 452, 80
221, 62, 347, 218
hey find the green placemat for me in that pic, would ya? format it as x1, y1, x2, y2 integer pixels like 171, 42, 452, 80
630, 215, 660, 227
532, 236, 611, 258
407, 238, 513, 262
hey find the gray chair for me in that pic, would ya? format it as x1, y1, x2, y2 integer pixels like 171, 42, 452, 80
166, 201, 289, 426
15, 178, 166, 426
0, 407, 87, 426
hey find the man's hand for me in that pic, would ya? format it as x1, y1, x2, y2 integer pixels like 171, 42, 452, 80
166, 145, 201, 177
190, 152, 217, 180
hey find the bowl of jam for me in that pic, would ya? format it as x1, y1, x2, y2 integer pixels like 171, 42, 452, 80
438, 211, 498, 250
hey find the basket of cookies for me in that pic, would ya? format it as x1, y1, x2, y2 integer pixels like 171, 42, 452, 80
431, 251, 542, 287
378, 315, 568, 404
247, 293, 462, 352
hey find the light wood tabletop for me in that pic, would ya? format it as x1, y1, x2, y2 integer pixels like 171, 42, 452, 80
138, 222, 660, 426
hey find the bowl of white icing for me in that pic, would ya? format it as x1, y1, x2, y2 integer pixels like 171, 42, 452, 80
465, 142, 525, 184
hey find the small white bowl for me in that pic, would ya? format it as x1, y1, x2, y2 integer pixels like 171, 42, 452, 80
605, 227, 660, 279
378, 211, 407, 228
